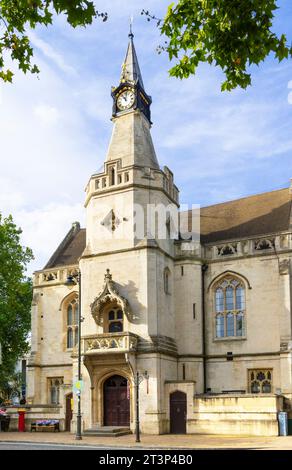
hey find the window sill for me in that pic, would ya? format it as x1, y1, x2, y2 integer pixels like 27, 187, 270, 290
213, 336, 246, 342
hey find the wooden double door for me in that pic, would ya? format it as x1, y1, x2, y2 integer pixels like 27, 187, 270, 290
103, 375, 130, 427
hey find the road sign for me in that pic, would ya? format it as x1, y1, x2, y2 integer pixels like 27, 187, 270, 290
73, 380, 84, 395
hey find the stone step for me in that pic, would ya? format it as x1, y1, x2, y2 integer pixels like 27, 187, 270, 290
83, 426, 132, 437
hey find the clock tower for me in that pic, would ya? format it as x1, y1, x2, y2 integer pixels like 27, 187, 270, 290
80, 29, 180, 435
111, 30, 152, 123
84, 29, 178, 255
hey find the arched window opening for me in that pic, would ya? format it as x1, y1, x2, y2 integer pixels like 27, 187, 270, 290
214, 276, 246, 339
66, 298, 79, 349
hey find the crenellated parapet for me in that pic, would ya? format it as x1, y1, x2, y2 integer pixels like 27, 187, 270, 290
84, 157, 179, 207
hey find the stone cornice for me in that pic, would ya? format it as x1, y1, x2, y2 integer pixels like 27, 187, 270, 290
80, 243, 175, 262
178, 351, 283, 359
84, 182, 179, 208
27, 363, 73, 368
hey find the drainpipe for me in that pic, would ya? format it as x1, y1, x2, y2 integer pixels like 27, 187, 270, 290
201, 264, 208, 394
290, 260, 292, 339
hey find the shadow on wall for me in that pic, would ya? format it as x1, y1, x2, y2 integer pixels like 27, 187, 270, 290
115, 279, 146, 325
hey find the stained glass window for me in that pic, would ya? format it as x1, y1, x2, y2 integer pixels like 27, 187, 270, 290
249, 370, 272, 393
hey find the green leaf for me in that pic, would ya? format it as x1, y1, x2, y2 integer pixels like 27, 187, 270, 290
154, 0, 290, 91
0, 0, 106, 83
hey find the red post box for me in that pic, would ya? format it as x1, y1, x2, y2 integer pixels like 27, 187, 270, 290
18, 409, 26, 432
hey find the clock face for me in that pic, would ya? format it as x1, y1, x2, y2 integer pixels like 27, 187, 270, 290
117, 90, 135, 110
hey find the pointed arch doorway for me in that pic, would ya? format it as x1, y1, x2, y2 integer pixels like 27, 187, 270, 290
103, 375, 130, 427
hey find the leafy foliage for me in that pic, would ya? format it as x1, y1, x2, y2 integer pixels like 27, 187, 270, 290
143, 1, 292, 91
0, 0, 107, 83
0, 213, 33, 398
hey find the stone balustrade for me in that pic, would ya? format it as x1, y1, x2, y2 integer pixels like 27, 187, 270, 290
33, 266, 79, 287
83, 332, 138, 355
204, 233, 292, 260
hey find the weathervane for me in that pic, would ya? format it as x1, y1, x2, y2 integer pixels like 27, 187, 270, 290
129, 15, 134, 38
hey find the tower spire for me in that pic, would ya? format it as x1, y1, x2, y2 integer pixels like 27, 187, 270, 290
120, 26, 144, 89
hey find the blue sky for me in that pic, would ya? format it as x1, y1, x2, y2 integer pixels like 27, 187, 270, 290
0, 0, 292, 274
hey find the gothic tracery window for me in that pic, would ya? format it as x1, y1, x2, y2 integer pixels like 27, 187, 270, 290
249, 370, 272, 393
214, 276, 245, 339
67, 298, 79, 349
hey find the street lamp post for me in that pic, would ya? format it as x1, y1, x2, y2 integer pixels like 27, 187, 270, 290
134, 371, 148, 443
65, 271, 82, 441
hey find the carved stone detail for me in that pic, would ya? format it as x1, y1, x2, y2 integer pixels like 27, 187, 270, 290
90, 269, 133, 325
100, 210, 120, 232
217, 244, 237, 256
254, 238, 275, 251
43, 271, 58, 282
279, 259, 290, 275
84, 332, 138, 354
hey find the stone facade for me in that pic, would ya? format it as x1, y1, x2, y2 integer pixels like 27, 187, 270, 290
26, 33, 292, 436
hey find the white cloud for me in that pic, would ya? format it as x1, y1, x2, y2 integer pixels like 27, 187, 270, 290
29, 31, 77, 76
34, 104, 60, 125
13, 202, 85, 276
0, 177, 26, 213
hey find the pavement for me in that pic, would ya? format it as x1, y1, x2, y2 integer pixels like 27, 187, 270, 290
1, 432, 292, 450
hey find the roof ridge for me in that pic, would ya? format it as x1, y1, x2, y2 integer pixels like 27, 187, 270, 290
200, 186, 289, 211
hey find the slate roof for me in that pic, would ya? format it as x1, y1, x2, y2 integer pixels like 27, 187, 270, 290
200, 187, 291, 244
44, 223, 86, 269
43, 187, 292, 269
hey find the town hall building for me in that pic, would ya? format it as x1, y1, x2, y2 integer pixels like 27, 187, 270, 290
26, 31, 292, 436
